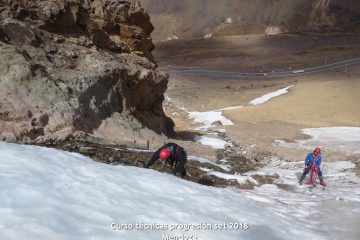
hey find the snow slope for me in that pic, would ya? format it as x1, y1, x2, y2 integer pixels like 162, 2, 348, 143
0, 142, 360, 240
1, 141, 351, 240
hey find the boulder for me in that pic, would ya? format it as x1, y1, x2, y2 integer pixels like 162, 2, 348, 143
0, 0, 174, 144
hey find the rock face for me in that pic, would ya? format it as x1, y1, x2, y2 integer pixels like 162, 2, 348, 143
138, 0, 360, 41
0, 0, 174, 143
307, 0, 360, 32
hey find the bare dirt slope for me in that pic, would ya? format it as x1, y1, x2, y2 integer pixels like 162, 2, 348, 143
155, 34, 360, 72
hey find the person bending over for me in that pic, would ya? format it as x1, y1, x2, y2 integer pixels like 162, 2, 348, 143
145, 142, 187, 177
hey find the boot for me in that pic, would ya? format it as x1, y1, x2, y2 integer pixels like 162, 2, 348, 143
319, 177, 326, 187
299, 174, 306, 185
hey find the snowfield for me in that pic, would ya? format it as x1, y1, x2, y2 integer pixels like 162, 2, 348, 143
275, 127, 360, 154
1, 142, 360, 240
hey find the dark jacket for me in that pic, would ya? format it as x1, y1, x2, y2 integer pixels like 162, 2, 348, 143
145, 143, 187, 176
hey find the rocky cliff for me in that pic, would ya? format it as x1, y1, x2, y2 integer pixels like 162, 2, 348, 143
139, 0, 360, 41
307, 0, 360, 32
0, 0, 174, 144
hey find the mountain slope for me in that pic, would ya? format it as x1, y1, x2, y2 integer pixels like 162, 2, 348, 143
138, 0, 360, 41
0, 141, 344, 240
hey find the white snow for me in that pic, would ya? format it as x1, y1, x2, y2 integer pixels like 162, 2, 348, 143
302, 127, 360, 142
0, 141, 338, 240
225, 17, 233, 24
188, 155, 231, 172
193, 135, 230, 149
165, 34, 179, 41
208, 172, 257, 185
243, 157, 360, 204
188, 111, 233, 130
187, 108, 238, 149
187, 155, 214, 164
329, 161, 355, 171
188, 105, 244, 130
249, 85, 294, 105
199, 167, 213, 172
216, 105, 243, 111
275, 127, 360, 154
218, 165, 232, 172
127, 148, 154, 153
164, 94, 188, 112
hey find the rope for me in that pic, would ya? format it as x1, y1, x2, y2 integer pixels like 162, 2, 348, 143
325, 187, 344, 201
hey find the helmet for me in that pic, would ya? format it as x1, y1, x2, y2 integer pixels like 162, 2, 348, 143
314, 148, 321, 154
159, 148, 171, 160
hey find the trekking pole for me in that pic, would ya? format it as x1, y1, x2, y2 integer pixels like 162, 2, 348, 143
325, 188, 344, 201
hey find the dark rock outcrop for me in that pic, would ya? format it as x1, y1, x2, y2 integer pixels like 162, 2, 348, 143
0, 0, 174, 143
46, 139, 265, 190
307, 0, 360, 32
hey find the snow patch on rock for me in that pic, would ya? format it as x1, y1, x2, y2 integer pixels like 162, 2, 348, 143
188, 111, 233, 130
193, 136, 231, 149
